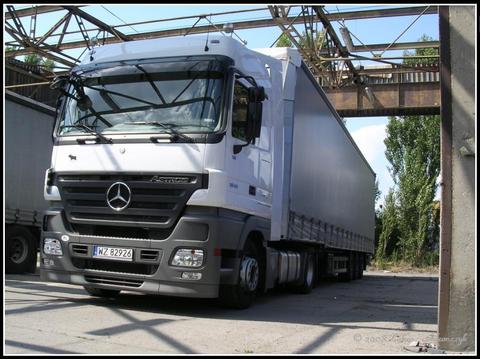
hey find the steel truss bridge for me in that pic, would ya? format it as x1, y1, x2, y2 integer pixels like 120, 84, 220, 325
4, 5, 440, 116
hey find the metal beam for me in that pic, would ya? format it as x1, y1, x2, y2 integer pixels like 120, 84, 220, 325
327, 5, 438, 21
5, 63, 50, 81
319, 40, 439, 54
313, 6, 361, 84
4, 5, 438, 22
324, 81, 440, 117
4, 5, 83, 19
5, 26, 77, 68
4, 6, 440, 57
62, 6, 130, 41
35, 12, 71, 46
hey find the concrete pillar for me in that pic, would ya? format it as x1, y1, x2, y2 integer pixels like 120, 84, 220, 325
438, 6, 476, 352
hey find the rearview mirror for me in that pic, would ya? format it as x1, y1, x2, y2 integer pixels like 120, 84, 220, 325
76, 94, 92, 111
248, 86, 265, 139
249, 86, 266, 102
50, 76, 68, 90
233, 86, 266, 154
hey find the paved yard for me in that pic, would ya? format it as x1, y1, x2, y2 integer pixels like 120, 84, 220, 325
5, 271, 438, 354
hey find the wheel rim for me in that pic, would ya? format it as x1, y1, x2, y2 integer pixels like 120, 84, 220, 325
10, 236, 28, 264
240, 256, 259, 292
305, 256, 314, 286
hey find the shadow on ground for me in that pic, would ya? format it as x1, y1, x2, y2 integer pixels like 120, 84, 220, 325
6, 273, 438, 327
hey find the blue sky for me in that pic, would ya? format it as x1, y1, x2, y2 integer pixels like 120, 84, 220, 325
6, 4, 440, 204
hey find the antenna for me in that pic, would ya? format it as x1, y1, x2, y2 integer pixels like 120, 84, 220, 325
204, 15, 211, 52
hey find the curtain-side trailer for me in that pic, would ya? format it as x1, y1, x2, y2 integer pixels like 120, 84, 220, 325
5, 91, 55, 273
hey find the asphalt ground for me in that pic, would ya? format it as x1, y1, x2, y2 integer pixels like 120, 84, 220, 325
4, 270, 438, 354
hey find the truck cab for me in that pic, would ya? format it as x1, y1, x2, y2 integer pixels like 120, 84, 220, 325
41, 36, 277, 307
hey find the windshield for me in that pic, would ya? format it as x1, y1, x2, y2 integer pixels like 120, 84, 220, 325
57, 58, 226, 136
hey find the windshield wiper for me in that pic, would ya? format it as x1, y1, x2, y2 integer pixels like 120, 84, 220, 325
124, 121, 194, 143
60, 124, 113, 144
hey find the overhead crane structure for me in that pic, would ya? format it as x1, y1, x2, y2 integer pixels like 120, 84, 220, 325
4, 4, 440, 116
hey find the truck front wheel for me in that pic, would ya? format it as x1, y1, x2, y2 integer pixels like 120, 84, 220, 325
219, 239, 263, 309
6, 225, 37, 274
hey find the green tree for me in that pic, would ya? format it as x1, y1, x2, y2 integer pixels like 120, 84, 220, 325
376, 34, 441, 267
373, 179, 382, 256
276, 33, 293, 48
23, 53, 55, 72
275, 29, 326, 49
42, 58, 55, 72
383, 115, 440, 265
24, 53, 42, 65
376, 189, 401, 261
403, 34, 438, 66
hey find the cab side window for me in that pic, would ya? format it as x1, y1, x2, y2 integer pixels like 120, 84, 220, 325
232, 80, 249, 141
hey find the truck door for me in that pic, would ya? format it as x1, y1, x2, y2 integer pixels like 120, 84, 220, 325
224, 76, 272, 218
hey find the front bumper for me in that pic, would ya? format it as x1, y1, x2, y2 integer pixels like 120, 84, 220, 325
40, 207, 245, 298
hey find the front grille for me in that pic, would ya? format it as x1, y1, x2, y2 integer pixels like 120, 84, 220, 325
73, 257, 158, 275
84, 275, 144, 288
56, 173, 206, 235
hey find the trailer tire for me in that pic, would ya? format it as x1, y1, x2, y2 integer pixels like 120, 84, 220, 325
6, 225, 38, 274
219, 239, 262, 309
292, 252, 316, 294
358, 254, 364, 279
352, 252, 358, 280
338, 251, 354, 282
83, 286, 121, 298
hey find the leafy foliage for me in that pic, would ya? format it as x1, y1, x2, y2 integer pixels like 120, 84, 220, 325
23, 53, 55, 72
42, 58, 55, 72
24, 53, 42, 65
403, 34, 438, 66
276, 33, 293, 48
275, 29, 326, 49
376, 114, 440, 266
375, 35, 441, 267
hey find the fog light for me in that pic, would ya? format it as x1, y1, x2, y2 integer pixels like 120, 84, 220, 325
171, 248, 204, 267
43, 258, 55, 266
43, 238, 63, 256
181, 272, 202, 280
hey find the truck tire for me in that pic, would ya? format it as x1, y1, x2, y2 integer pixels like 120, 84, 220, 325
358, 254, 364, 279
352, 252, 359, 280
83, 286, 121, 298
6, 225, 38, 274
338, 251, 354, 282
219, 239, 263, 309
292, 252, 316, 294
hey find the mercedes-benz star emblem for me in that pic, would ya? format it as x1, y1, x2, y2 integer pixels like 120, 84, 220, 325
106, 182, 131, 212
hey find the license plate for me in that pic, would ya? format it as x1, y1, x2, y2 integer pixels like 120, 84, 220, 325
93, 246, 133, 261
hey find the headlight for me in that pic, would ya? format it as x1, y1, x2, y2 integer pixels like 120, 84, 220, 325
171, 248, 204, 267
43, 238, 63, 256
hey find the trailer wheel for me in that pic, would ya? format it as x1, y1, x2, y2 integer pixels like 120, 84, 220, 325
219, 239, 263, 309
358, 254, 364, 279
351, 252, 358, 280
83, 286, 121, 298
6, 225, 37, 274
292, 252, 316, 294
338, 251, 354, 282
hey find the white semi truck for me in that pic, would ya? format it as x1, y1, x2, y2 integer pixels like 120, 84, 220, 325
41, 35, 375, 308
